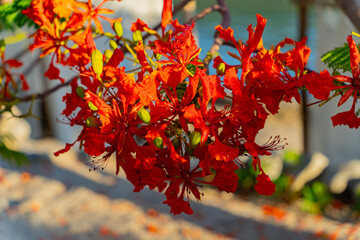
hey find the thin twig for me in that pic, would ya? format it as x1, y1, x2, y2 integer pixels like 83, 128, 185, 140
185, 4, 221, 24
203, 0, 231, 68
8, 77, 75, 103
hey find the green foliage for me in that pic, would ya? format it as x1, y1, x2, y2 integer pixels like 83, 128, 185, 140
301, 181, 332, 213
0, 136, 29, 166
282, 150, 301, 166
273, 174, 291, 193
321, 43, 356, 73
186, 63, 197, 76
235, 160, 258, 190
0, 0, 34, 31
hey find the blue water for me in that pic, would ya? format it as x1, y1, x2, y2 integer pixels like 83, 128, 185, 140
182, 0, 317, 70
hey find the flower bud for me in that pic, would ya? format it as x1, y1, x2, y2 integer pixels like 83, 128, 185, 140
91, 49, 103, 77
86, 116, 100, 128
76, 86, 85, 99
113, 21, 123, 38
0, 38, 5, 56
153, 137, 164, 149
189, 131, 201, 148
88, 102, 98, 111
174, 128, 182, 135
137, 107, 151, 124
154, 53, 161, 60
104, 49, 113, 63
216, 62, 226, 75
132, 30, 142, 43
109, 40, 118, 51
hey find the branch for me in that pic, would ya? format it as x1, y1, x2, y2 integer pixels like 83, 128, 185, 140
335, 0, 360, 32
6, 77, 75, 103
185, 4, 221, 24
203, 0, 231, 68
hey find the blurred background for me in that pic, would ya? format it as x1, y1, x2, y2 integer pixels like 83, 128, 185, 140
1, 0, 360, 239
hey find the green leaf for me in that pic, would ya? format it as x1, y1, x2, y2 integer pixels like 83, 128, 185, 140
302, 185, 315, 202
311, 181, 327, 198
0, 141, 29, 166
0, 0, 34, 31
301, 199, 320, 213
321, 43, 356, 73
283, 150, 301, 166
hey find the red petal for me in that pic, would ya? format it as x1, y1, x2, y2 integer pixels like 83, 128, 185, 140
130, 18, 149, 32
20, 74, 29, 90
304, 70, 335, 100
161, 0, 173, 32
85, 29, 96, 55
163, 198, 193, 215
347, 35, 360, 72
106, 48, 124, 67
255, 172, 276, 196
338, 88, 354, 107
210, 168, 238, 192
215, 25, 235, 43
44, 61, 65, 83
208, 140, 239, 162
331, 108, 360, 129
6, 59, 22, 68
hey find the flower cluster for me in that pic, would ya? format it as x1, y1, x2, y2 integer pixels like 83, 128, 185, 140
17, 0, 360, 215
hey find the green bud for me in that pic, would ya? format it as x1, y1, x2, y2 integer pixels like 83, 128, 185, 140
0, 38, 5, 51
76, 86, 85, 99
216, 62, 226, 75
0, 38, 4, 57
154, 53, 161, 60
137, 107, 151, 124
104, 49, 113, 63
109, 40, 118, 51
91, 49, 103, 77
86, 117, 100, 127
113, 21, 123, 38
189, 131, 201, 148
172, 137, 180, 149
174, 128, 182, 135
153, 137, 164, 149
88, 102, 98, 111
132, 30, 142, 43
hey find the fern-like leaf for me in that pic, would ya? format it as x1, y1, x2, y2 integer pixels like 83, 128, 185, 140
320, 43, 360, 73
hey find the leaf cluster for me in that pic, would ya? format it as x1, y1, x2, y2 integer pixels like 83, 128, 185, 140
0, 0, 33, 31
0, 135, 28, 166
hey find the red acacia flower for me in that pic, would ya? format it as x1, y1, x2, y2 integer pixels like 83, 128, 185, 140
331, 35, 360, 128
154, 22, 202, 90
163, 159, 205, 215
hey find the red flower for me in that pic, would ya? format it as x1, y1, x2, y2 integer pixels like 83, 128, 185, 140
163, 159, 205, 215
154, 22, 201, 90
255, 172, 276, 196
331, 35, 360, 128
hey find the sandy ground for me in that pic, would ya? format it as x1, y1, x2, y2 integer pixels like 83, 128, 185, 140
0, 138, 359, 240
